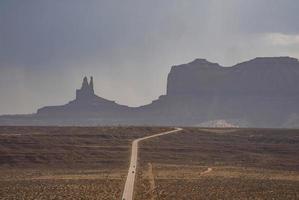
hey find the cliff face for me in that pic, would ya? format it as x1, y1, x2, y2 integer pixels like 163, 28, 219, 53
146, 57, 299, 127
1, 57, 299, 127
167, 57, 299, 97
75, 76, 95, 101
37, 76, 129, 117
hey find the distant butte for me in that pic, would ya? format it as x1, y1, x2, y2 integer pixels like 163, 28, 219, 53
37, 76, 129, 117
0, 57, 299, 128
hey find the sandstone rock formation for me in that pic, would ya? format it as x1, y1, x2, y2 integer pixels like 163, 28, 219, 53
37, 76, 129, 118
76, 76, 94, 100
167, 57, 299, 97
141, 57, 299, 127
1, 57, 299, 127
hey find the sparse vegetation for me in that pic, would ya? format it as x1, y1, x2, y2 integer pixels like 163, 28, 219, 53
135, 128, 299, 200
1, 127, 299, 199
0, 126, 170, 199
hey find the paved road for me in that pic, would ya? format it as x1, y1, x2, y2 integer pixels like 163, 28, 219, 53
121, 128, 183, 200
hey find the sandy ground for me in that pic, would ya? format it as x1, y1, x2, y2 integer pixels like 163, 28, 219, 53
135, 128, 299, 200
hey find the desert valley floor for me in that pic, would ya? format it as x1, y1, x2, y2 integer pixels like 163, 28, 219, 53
0, 127, 299, 200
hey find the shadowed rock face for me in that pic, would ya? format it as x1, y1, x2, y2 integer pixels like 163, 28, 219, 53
142, 57, 299, 127
167, 57, 299, 96
144, 57, 299, 127
1, 57, 299, 127
75, 76, 95, 101
37, 77, 129, 117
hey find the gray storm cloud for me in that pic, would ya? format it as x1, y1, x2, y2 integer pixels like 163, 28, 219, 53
0, 0, 299, 114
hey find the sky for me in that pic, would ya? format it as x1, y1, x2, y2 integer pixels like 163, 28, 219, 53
1, 0, 299, 114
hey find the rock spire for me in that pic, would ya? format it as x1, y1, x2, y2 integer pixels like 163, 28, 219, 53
76, 76, 95, 100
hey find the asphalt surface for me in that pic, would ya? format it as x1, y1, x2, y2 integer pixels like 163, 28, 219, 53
121, 128, 183, 200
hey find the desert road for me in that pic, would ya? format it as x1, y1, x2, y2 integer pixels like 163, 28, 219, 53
121, 128, 183, 200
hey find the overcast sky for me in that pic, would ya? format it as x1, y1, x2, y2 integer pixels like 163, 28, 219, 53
1, 0, 299, 114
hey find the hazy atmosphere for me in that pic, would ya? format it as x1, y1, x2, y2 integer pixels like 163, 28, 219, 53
1, 0, 299, 114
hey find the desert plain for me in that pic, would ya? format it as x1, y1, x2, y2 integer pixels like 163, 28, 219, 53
0, 127, 299, 200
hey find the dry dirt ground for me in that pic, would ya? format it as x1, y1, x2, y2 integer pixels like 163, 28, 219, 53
0, 126, 170, 200
135, 128, 299, 200
1, 127, 299, 200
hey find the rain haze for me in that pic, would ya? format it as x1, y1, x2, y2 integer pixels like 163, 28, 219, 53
1, 0, 299, 114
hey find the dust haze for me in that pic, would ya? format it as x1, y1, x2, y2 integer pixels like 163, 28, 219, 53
1, 0, 299, 114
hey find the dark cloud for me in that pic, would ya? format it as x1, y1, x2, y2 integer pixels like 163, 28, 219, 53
235, 0, 299, 34
1, 0, 298, 67
0, 0, 299, 114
